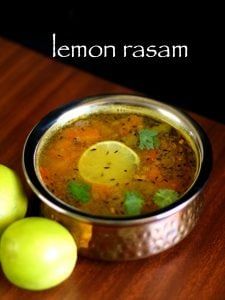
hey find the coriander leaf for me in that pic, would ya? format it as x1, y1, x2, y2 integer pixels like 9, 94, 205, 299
124, 191, 144, 215
138, 129, 159, 150
68, 180, 91, 203
153, 189, 179, 208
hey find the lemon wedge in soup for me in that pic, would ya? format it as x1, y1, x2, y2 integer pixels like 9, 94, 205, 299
78, 141, 140, 185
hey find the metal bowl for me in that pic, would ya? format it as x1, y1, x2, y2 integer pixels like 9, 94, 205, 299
23, 95, 212, 261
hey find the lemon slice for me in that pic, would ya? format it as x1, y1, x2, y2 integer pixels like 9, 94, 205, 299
78, 141, 140, 185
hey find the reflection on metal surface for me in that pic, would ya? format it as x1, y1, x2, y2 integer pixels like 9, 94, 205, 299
41, 195, 204, 260
41, 204, 93, 250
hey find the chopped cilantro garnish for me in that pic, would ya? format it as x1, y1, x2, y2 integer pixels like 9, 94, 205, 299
153, 189, 179, 208
138, 129, 159, 150
124, 191, 144, 215
68, 181, 91, 203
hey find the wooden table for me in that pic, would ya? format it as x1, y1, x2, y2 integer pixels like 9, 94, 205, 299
0, 37, 225, 300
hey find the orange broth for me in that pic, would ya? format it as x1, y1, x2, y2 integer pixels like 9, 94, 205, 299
38, 114, 196, 216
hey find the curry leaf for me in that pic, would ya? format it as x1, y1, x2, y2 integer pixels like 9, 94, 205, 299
68, 181, 91, 203
153, 189, 179, 208
124, 191, 144, 215
138, 129, 159, 150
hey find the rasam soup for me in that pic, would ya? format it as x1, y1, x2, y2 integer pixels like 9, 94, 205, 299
38, 113, 196, 217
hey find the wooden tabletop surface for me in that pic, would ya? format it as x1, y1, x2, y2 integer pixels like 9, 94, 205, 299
0, 37, 225, 300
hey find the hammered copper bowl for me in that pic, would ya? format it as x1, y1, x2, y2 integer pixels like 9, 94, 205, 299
23, 95, 212, 261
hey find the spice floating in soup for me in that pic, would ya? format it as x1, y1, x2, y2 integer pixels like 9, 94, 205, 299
38, 113, 196, 216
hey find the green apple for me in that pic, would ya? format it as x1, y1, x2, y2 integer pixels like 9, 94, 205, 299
0, 164, 27, 235
0, 217, 77, 290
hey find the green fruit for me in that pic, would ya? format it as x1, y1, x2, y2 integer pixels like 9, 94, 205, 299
0, 217, 77, 290
0, 164, 27, 235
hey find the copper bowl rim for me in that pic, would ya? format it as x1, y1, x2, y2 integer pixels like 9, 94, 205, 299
22, 94, 212, 225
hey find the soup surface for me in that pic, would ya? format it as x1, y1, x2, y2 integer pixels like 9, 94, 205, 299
38, 113, 196, 216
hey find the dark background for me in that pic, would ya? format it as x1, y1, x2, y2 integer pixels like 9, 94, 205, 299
0, 5, 219, 122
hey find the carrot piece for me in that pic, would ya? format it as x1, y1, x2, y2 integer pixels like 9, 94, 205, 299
114, 115, 143, 136
82, 128, 101, 142
145, 165, 162, 181
128, 115, 143, 127
64, 128, 78, 139
148, 149, 158, 161
64, 127, 101, 143
47, 139, 72, 158
157, 179, 180, 191
92, 184, 114, 201
143, 149, 158, 161
39, 166, 49, 180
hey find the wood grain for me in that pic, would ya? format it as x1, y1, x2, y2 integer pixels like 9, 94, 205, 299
0, 37, 225, 300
